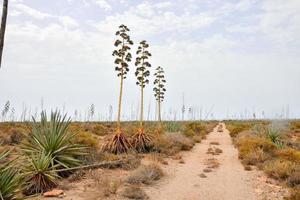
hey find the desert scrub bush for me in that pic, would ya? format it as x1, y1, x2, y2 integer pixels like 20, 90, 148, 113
275, 148, 300, 164
263, 159, 297, 180
151, 133, 194, 155
132, 40, 152, 152
288, 171, 300, 187
22, 153, 58, 195
126, 164, 163, 185
102, 24, 133, 154
73, 131, 99, 149
285, 188, 300, 200
183, 122, 205, 138
227, 122, 253, 137
235, 136, 276, 160
153, 66, 166, 125
290, 121, 300, 131
163, 121, 182, 132
241, 148, 270, 167
0, 151, 20, 200
121, 186, 149, 200
21, 111, 86, 170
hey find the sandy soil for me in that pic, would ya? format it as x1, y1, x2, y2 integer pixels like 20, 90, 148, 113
144, 123, 265, 200
32, 123, 289, 200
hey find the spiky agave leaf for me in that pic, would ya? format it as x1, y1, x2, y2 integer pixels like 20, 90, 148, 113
22, 153, 59, 195
21, 111, 86, 170
0, 151, 21, 200
132, 128, 152, 153
102, 128, 132, 154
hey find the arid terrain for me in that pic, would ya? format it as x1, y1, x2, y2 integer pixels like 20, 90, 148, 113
1, 120, 299, 200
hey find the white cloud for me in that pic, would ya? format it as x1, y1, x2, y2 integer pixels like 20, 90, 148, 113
59, 16, 79, 29
93, 2, 214, 36
94, 0, 111, 11
14, 3, 53, 20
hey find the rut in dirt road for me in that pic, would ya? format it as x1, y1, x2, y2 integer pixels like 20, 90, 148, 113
144, 123, 257, 200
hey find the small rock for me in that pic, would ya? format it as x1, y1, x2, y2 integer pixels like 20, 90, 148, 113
203, 168, 212, 173
199, 173, 207, 178
43, 189, 64, 197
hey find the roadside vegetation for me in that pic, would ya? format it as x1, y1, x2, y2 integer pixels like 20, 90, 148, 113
226, 120, 300, 200
0, 110, 216, 199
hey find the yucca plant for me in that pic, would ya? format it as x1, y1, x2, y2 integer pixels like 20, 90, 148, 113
0, 151, 20, 200
153, 66, 166, 127
21, 111, 85, 170
132, 40, 152, 152
22, 153, 58, 195
102, 24, 133, 154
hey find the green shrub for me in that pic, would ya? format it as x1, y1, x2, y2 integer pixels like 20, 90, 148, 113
0, 151, 20, 200
183, 122, 205, 137
22, 153, 58, 195
21, 111, 86, 169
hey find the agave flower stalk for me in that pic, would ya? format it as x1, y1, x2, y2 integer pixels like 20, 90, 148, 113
153, 66, 166, 126
132, 40, 152, 152
102, 24, 133, 154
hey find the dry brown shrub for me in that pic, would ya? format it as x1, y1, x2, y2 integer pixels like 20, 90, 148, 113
244, 165, 252, 171
74, 131, 99, 149
288, 171, 300, 187
235, 136, 276, 159
241, 148, 269, 166
264, 159, 296, 180
275, 148, 300, 164
147, 153, 168, 165
121, 186, 149, 199
210, 141, 220, 145
151, 133, 194, 155
92, 173, 122, 197
126, 164, 164, 185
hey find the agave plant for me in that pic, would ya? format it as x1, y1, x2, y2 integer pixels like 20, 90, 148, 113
102, 24, 133, 154
21, 111, 85, 169
266, 127, 281, 144
132, 40, 152, 152
0, 151, 20, 200
22, 153, 58, 195
153, 66, 166, 126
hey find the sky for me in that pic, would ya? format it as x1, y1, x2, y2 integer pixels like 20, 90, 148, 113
0, 0, 299, 121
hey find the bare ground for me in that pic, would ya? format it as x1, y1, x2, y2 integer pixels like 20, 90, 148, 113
144, 123, 289, 200
32, 124, 289, 200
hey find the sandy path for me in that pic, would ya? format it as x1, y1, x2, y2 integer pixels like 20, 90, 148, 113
145, 123, 257, 200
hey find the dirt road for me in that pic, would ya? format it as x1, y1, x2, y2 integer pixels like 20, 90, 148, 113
145, 123, 257, 200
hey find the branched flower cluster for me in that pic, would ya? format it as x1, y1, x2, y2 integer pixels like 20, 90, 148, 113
135, 40, 152, 88
112, 24, 133, 79
153, 66, 166, 102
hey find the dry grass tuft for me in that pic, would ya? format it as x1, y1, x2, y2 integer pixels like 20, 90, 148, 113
264, 159, 296, 180
152, 133, 194, 156
121, 186, 149, 199
244, 165, 252, 171
147, 153, 168, 165
287, 171, 300, 187
210, 141, 220, 145
126, 164, 164, 185
204, 158, 220, 169
235, 136, 276, 160
207, 147, 223, 155
203, 168, 212, 173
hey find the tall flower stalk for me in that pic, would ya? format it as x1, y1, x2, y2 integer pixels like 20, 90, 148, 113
153, 66, 166, 126
102, 24, 133, 154
132, 40, 152, 152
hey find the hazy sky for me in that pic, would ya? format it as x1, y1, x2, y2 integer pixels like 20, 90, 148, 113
0, 0, 299, 120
